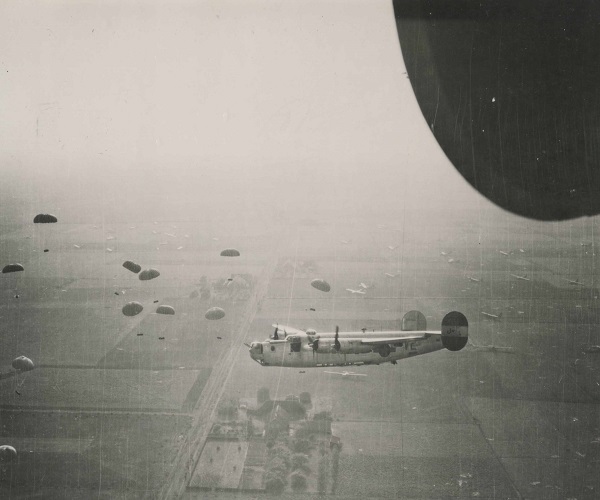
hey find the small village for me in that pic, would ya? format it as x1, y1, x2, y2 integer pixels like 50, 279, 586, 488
189, 388, 342, 494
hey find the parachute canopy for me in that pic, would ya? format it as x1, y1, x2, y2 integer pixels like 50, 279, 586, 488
11, 356, 34, 372
156, 305, 175, 315
0, 445, 17, 462
205, 307, 225, 320
122, 260, 142, 274
33, 213, 57, 223
220, 248, 240, 257
2, 263, 24, 274
139, 268, 160, 281
310, 279, 331, 293
122, 301, 143, 316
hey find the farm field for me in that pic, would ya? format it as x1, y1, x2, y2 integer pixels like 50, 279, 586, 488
3, 3, 599, 497
0, 204, 599, 498
0, 212, 275, 498
188, 208, 600, 499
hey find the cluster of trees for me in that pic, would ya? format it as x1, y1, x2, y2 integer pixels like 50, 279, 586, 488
256, 387, 311, 409
264, 440, 313, 493
211, 420, 253, 437
264, 444, 291, 493
317, 442, 330, 494
246, 418, 255, 437
258, 388, 328, 493
265, 421, 282, 447
290, 471, 308, 492
313, 410, 332, 421
292, 437, 313, 454
290, 453, 310, 491
265, 407, 290, 447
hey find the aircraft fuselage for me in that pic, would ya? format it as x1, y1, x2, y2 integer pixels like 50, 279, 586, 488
249, 333, 444, 368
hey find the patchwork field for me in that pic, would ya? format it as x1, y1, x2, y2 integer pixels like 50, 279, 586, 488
0, 217, 274, 498
0, 205, 599, 498
0, 411, 193, 498
196, 209, 600, 499
189, 439, 249, 489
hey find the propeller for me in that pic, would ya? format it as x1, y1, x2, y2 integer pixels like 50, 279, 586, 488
334, 326, 341, 352
244, 343, 251, 348
311, 338, 319, 351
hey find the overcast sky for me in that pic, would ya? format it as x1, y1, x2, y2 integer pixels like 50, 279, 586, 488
0, 0, 483, 223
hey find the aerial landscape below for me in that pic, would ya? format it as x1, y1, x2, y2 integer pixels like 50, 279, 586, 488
0, 1, 598, 498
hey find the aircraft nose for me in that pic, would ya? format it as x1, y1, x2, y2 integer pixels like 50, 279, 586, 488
248, 342, 258, 358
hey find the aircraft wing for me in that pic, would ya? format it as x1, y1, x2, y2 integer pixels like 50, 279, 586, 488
271, 324, 305, 335
360, 333, 434, 346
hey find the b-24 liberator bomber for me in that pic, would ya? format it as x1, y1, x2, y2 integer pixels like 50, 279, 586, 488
247, 311, 468, 368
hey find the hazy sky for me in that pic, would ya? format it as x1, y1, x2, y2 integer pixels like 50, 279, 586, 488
0, 0, 482, 220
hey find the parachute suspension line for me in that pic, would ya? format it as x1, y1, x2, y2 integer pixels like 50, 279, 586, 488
15, 277, 22, 360
15, 371, 28, 392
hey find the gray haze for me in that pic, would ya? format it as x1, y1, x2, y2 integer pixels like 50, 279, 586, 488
0, 0, 476, 225
0, 2, 598, 499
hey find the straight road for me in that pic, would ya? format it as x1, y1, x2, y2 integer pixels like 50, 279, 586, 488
158, 246, 280, 499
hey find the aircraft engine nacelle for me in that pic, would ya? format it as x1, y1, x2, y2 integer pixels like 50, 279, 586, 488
441, 311, 468, 351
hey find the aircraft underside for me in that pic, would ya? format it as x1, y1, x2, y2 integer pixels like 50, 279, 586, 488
258, 337, 444, 367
